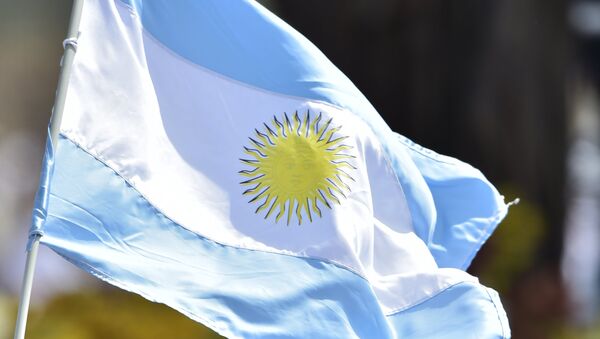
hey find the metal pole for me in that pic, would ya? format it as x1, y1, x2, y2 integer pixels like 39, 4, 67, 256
13, 1, 84, 338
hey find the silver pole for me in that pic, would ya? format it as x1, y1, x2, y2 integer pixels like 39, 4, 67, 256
13, 1, 84, 338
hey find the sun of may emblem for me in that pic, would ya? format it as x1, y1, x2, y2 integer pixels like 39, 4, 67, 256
239, 111, 356, 225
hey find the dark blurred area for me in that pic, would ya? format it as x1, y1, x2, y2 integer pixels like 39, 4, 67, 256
275, 3, 569, 337
0, 0, 599, 338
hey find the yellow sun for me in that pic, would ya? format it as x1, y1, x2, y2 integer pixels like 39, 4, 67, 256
240, 111, 355, 225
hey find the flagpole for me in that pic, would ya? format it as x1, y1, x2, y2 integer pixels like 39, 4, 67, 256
13, 1, 84, 338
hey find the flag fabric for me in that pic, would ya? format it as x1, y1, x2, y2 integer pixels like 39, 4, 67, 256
31, 0, 511, 338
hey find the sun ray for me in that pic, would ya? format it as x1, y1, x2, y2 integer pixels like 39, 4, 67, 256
304, 198, 313, 222
317, 189, 332, 209
255, 129, 275, 146
273, 116, 285, 137
294, 111, 302, 136
318, 118, 333, 141
286, 200, 293, 225
240, 111, 356, 225
332, 152, 356, 160
240, 174, 265, 185
326, 178, 346, 198
312, 197, 322, 217
265, 197, 279, 219
326, 188, 341, 205
310, 112, 322, 136
248, 187, 269, 203
303, 111, 310, 137
243, 147, 266, 158
331, 175, 351, 191
275, 202, 285, 223
326, 137, 350, 148
264, 123, 277, 137
248, 137, 265, 149
322, 126, 341, 143
242, 183, 262, 195
238, 168, 258, 177
336, 168, 355, 181
330, 160, 357, 170
295, 202, 303, 225
240, 158, 258, 165
284, 113, 293, 132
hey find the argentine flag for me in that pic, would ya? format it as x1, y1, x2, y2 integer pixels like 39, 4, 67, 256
32, 0, 511, 338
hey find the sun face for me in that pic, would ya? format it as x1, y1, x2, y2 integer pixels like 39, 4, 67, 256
240, 111, 355, 225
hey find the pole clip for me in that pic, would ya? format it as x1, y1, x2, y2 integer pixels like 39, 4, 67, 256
62, 35, 79, 52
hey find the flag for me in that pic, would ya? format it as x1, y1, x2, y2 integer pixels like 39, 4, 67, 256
32, 0, 511, 337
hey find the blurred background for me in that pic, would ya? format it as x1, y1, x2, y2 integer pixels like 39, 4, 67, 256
0, 0, 599, 338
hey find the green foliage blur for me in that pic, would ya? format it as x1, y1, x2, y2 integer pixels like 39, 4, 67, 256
2, 288, 223, 339
477, 186, 545, 294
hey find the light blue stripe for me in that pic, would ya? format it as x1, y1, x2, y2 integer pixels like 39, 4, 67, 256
38, 134, 511, 338
29, 129, 54, 245
396, 135, 508, 269
117, 0, 506, 269
387, 282, 510, 338
120, 0, 371, 120
40, 135, 394, 339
